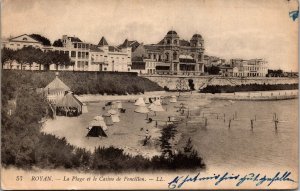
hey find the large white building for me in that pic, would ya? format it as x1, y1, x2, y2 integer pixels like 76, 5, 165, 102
230, 58, 268, 77
1, 34, 132, 72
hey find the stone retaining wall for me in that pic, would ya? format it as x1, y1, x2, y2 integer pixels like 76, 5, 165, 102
143, 75, 298, 90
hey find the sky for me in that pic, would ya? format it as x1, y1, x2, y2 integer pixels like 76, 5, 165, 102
1, 0, 299, 71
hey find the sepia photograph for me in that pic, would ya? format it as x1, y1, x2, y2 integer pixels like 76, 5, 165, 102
1, 0, 299, 190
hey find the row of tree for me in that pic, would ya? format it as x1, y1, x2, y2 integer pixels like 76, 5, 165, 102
28, 34, 63, 47
1, 47, 71, 70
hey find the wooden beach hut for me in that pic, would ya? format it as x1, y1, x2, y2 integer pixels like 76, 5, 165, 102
108, 109, 120, 123
102, 112, 114, 126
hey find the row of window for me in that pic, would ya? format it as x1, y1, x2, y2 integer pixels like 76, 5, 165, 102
74, 43, 90, 49
148, 52, 202, 62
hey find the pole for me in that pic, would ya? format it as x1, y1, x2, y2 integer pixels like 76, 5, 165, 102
250, 119, 254, 130
228, 119, 231, 128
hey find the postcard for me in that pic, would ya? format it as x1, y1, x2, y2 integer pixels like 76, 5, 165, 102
1, 0, 299, 190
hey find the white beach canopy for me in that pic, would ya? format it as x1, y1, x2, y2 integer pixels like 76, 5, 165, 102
134, 97, 145, 106
135, 102, 150, 113
169, 95, 177, 103
116, 101, 123, 109
108, 109, 120, 123
150, 100, 165, 112
90, 116, 107, 130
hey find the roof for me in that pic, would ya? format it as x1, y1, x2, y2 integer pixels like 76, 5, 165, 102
98, 37, 108, 46
167, 30, 177, 35
144, 45, 161, 52
90, 44, 103, 52
108, 46, 120, 52
9, 34, 41, 44
44, 76, 70, 94
192, 34, 203, 39
119, 39, 130, 48
179, 39, 190, 46
165, 30, 179, 38
68, 36, 82, 42
56, 92, 83, 109
132, 56, 144, 61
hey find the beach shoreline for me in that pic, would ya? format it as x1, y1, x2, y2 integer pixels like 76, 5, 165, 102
75, 89, 298, 103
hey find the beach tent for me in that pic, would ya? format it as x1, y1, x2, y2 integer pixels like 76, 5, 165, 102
108, 109, 120, 123
86, 126, 107, 138
169, 95, 177, 103
150, 100, 165, 112
135, 102, 149, 113
89, 117, 107, 131
110, 101, 119, 109
116, 101, 123, 109
134, 97, 145, 106
102, 112, 114, 126
82, 103, 88, 113
148, 103, 155, 110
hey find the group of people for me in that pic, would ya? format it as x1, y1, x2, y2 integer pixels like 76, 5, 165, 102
56, 106, 80, 117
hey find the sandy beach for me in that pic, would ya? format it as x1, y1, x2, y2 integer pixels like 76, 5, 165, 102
42, 93, 211, 158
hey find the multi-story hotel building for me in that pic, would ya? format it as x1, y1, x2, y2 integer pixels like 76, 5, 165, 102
2, 34, 132, 72
230, 58, 268, 77
131, 30, 205, 75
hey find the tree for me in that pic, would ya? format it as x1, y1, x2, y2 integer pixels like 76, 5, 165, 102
29, 34, 51, 46
205, 65, 220, 75
42, 51, 71, 70
53, 39, 63, 47
1, 48, 15, 69
14, 47, 43, 70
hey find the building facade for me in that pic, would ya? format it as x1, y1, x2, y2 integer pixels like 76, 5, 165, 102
131, 30, 205, 75
230, 58, 268, 77
2, 34, 132, 72
2, 34, 43, 50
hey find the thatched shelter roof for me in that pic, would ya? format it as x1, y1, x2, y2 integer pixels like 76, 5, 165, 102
44, 76, 70, 94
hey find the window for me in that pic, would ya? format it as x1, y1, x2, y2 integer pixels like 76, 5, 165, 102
78, 52, 82, 58
173, 52, 177, 60
74, 44, 77, 48
78, 44, 82, 48
71, 51, 76, 57
174, 40, 177, 44
86, 52, 89, 57
154, 54, 156, 59
167, 39, 171, 44
104, 67, 107, 71
23, 37, 28, 41
165, 53, 169, 61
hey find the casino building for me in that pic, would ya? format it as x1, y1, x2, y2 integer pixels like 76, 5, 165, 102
131, 30, 205, 75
